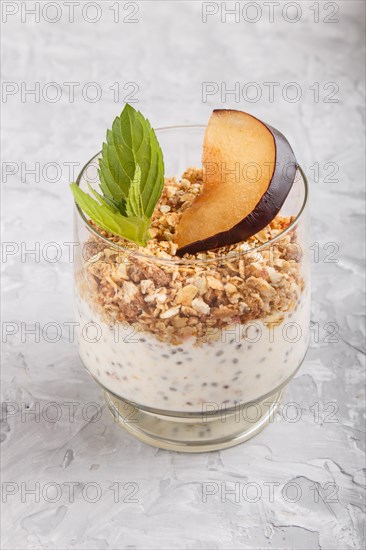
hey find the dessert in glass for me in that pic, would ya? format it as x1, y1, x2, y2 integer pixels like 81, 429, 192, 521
72, 107, 310, 452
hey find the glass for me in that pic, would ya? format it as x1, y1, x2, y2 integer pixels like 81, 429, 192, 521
73, 126, 310, 452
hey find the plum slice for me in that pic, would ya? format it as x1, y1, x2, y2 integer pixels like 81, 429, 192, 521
175, 109, 297, 256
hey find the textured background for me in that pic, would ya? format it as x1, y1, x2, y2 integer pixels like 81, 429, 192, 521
1, 1, 365, 548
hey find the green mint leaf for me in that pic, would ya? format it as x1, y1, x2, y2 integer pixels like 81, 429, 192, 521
125, 165, 144, 218
70, 183, 150, 246
87, 184, 118, 212
99, 104, 164, 218
71, 104, 164, 246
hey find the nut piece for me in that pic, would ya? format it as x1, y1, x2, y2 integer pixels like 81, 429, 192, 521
224, 282, 237, 295
176, 284, 198, 306
122, 281, 139, 304
116, 263, 129, 281
187, 276, 208, 295
207, 276, 224, 290
266, 266, 283, 284
192, 298, 210, 315
160, 306, 180, 319
140, 279, 155, 294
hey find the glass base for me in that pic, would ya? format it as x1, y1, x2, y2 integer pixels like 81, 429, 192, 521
105, 389, 284, 452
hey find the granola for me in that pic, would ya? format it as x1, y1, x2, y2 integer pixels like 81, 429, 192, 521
76, 168, 305, 345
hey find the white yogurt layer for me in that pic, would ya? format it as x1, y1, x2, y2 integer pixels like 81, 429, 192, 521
75, 289, 309, 412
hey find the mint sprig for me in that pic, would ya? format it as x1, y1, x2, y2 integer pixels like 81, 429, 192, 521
70, 104, 164, 246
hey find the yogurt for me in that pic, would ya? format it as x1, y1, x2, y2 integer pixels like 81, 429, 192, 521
75, 288, 309, 412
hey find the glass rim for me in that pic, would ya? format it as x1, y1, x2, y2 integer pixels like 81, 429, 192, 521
74, 124, 309, 266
